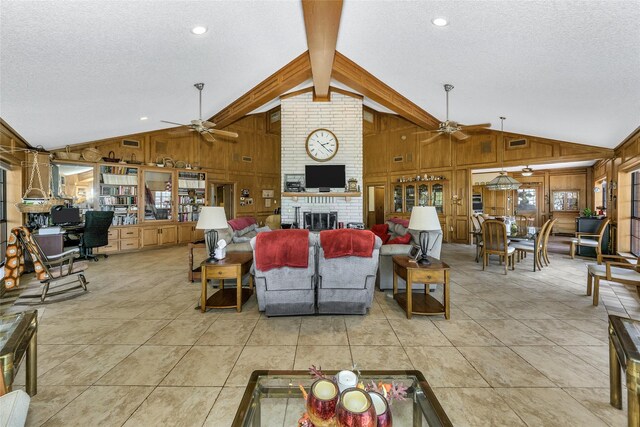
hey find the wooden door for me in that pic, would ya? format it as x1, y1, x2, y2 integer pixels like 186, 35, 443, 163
160, 226, 177, 245
142, 228, 158, 247
494, 190, 506, 216
178, 224, 193, 244
374, 186, 385, 224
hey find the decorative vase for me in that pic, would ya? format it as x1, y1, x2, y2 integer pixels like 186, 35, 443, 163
369, 391, 392, 427
307, 379, 339, 427
335, 388, 377, 427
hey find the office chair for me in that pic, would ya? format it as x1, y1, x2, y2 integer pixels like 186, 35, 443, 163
81, 211, 114, 261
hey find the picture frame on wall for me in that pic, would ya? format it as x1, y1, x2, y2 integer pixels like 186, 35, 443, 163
551, 190, 580, 212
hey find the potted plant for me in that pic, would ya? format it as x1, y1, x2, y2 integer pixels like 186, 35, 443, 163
582, 207, 593, 218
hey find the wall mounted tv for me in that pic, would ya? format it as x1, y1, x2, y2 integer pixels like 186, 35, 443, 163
305, 165, 346, 189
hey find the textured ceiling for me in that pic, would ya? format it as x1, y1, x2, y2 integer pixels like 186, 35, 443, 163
337, 0, 640, 148
0, 0, 307, 148
1, 0, 639, 150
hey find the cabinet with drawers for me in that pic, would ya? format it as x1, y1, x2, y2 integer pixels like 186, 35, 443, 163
96, 226, 140, 254
142, 225, 178, 247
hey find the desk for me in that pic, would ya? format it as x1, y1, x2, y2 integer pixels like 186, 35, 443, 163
392, 255, 450, 319
33, 226, 84, 257
199, 253, 254, 313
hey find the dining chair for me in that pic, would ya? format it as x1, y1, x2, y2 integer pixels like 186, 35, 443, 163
541, 218, 558, 265
570, 218, 610, 259
481, 219, 515, 275
511, 219, 550, 270
586, 254, 640, 306
470, 215, 483, 263
514, 214, 528, 235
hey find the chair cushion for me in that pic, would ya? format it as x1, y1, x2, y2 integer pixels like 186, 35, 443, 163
0, 390, 30, 427
507, 246, 515, 255
588, 264, 640, 281
572, 238, 599, 247
48, 260, 89, 278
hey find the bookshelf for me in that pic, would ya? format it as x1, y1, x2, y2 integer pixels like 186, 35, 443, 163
99, 165, 139, 226
177, 171, 206, 222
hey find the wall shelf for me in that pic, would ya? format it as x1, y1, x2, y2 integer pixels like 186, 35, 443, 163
282, 191, 361, 202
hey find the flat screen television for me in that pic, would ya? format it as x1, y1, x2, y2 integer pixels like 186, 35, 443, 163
305, 165, 346, 189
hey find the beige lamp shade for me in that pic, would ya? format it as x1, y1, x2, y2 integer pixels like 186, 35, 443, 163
196, 207, 228, 230
408, 206, 441, 231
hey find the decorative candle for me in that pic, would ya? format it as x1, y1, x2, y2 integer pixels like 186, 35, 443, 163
307, 379, 339, 427
336, 388, 376, 427
337, 370, 358, 393
369, 391, 393, 427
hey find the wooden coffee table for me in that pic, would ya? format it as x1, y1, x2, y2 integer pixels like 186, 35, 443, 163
392, 255, 450, 319
200, 253, 254, 313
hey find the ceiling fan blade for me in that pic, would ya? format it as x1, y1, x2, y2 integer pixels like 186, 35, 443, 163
421, 132, 443, 143
451, 130, 470, 140
460, 123, 491, 130
210, 129, 239, 138
412, 129, 440, 135
161, 120, 189, 126
201, 132, 216, 143
202, 120, 216, 128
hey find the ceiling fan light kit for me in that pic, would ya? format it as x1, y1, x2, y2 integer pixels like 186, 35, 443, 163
487, 116, 522, 191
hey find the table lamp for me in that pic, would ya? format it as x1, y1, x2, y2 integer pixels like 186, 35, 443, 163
196, 207, 228, 262
408, 206, 442, 265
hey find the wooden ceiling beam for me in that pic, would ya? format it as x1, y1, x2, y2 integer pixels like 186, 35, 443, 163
210, 51, 312, 129
332, 51, 440, 130
302, 0, 343, 101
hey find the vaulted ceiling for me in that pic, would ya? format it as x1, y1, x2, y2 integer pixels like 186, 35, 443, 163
1, 0, 638, 150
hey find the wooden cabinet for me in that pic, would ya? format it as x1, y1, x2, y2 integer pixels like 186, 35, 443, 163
178, 223, 204, 243
142, 225, 177, 247
391, 181, 448, 215
481, 186, 516, 216
96, 226, 140, 254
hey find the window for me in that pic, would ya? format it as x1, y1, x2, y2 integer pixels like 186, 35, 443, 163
517, 188, 537, 211
0, 169, 7, 264
632, 172, 640, 256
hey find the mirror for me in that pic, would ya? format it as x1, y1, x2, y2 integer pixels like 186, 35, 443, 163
144, 170, 173, 220
52, 163, 95, 216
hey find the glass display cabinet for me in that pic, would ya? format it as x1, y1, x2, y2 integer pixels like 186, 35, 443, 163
143, 170, 173, 221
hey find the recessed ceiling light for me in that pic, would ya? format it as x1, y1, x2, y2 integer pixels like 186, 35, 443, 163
139, 116, 148, 121
191, 26, 207, 35
431, 17, 448, 27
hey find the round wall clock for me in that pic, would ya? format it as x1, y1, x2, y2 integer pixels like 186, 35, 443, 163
306, 128, 339, 162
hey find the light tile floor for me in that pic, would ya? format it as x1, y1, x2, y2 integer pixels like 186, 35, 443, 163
4, 243, 637, 426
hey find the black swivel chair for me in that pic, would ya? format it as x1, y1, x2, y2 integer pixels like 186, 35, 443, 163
81, 211, 114, 261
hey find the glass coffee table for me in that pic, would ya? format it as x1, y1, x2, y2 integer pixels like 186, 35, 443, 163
232, 370, 452, 426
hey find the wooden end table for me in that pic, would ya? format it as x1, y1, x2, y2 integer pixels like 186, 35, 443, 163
200, 253, 254, 313
392, 255, 450, 319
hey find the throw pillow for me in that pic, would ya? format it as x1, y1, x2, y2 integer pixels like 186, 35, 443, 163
234, 223, 257, 238
371, 223, 389, 235
387, 233, 411, 245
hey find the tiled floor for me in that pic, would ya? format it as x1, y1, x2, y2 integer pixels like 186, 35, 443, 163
4, 242, 638, 426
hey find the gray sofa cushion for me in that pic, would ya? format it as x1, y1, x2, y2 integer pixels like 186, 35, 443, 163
317, 234, 382, 314
250, 233, 318, 316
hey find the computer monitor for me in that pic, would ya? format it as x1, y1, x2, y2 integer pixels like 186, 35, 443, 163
51, 207, 81, 225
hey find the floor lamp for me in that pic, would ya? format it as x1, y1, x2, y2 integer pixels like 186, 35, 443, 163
408, 206, 442, 265
196, 207, 228, 262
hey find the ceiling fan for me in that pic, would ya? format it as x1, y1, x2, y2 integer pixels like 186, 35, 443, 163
161, 83, 239, 143
418, 84, 491, 143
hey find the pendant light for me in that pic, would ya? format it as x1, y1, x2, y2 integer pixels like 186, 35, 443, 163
521, 166, 533, 177
486, 117, 522, 191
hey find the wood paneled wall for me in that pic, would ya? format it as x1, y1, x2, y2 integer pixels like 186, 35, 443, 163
594, 127, 640, 253
61, 112, 281, 223
364, 109, 608, 243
